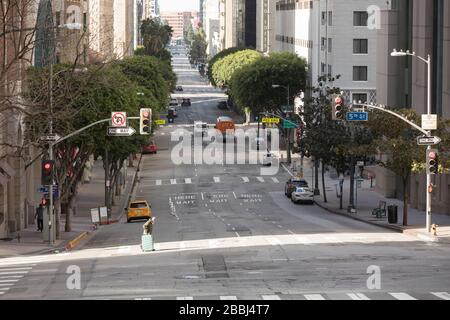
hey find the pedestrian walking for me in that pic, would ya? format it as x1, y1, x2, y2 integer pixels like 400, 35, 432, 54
35, 204, 44, 232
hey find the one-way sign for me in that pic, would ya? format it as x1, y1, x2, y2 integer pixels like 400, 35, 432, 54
40, 134, 61, 142
107, 127, 136, 137
417, 136, 442, 146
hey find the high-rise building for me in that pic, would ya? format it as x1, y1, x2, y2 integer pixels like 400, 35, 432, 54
89, 0, 115, 62
376, 0, 450, 213
256, 0, 276, 54
203, 0, 220, 57
161, 11, 198, 40
275, 0, 386, 104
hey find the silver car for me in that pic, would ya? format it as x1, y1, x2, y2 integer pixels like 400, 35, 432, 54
291, 186, 314, 204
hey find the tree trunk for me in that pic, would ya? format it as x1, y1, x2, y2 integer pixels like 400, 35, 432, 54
55, 199, 61, 239
322, 161, 327, 203
402, 177, 409, 226
314, 159, 320, 195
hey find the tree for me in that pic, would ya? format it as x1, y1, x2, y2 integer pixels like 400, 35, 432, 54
24, 65, 146, 234
211, 49, 261, 88
229, 52, 308, 115
207, 47, 246, 87
141, 18, 173, 58
365, 109, 426, 226
189, 29, 207, 65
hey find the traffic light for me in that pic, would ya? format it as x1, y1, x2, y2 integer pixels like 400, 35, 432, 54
332, 95, 345, 121
427, 149, 439, 175
41, 160, 55, 185
140, 108, 152, 135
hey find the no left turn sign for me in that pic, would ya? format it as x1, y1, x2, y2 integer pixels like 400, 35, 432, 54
111, 112, 127, 127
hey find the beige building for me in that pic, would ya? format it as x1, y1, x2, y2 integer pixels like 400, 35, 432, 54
114, 0, 136, 58
160, 11, 185, 39
89, 0, 115, 62
256, 0, 276, 54
376, 0, 450, 214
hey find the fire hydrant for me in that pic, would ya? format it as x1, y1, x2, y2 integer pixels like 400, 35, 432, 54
431, 224, 438, 236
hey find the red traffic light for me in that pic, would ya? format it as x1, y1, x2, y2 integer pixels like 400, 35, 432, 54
44, 163, 52, 170
335, 96, 343, 105
143, 111, 150, 118
429, 151, 437, 160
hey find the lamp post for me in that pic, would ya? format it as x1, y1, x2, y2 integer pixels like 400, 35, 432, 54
272, 84, 292, 164
391, 49, 432, 232
47, 22, 83, 244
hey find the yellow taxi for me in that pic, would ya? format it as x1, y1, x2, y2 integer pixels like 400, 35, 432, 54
127, 200, 152, 223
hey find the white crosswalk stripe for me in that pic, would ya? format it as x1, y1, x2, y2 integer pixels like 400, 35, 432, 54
257, 177, 265, 183
347, 293, 371, 300
272, 177, 280, 183
431, 292, 450, 300
170, 179, 177, 185
242, 177, 249, 183
185, 178, 192, 184
220, 296, 238, 300
0, 263, 36, 297
305, 294, 326, 300
177, 296, 194, 300
156, 180, 162, 186
262, 295, 280, 300
389, 292, 417, 300
214, 177, 220, 183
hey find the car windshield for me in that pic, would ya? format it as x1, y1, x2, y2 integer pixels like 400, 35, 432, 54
130, 202, 148, 209
292, 180, 308, 187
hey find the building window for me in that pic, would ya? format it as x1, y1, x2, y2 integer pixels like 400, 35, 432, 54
352, 93, 368, 103
328, 65, 332, 76
353, 11, 368, 26
321, 37, 327, 50
321, 11, 326, 25
353, 39, 368, 54
328, 11, 332, 26
321, 63, 327, 74
353, 66, 368, 81
328, 38, 332, 53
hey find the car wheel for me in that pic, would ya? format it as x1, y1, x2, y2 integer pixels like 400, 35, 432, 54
127, 219, 131, 223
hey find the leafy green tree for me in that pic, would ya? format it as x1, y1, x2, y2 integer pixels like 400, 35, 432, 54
211, 49, 261, 88
207, 47, 246, 86
189, 29, 208, 65
229, 52, 308, 115
141, 18, 173, 58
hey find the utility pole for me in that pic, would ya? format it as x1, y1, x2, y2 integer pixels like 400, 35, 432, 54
105, 149, 111, 220
48, 62, 55, 245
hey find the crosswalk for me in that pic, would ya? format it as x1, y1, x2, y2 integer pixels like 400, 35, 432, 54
140, 176, 282, 187
0, 263, 36, 297
133, 291, 450, 301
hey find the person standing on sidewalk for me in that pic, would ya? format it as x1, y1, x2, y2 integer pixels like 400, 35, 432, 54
35, 204, 44, 232
143, 217, 155, 236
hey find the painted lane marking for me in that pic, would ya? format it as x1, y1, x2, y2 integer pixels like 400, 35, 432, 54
347, 293, 371, 300
389, 292, 417, 300
262, 295, 280, 300
242, 177, 249, 183
156, 180, 162, 186
214, 177, 220, 183
220, 296, 238, 300
431, 292, 450, 300
304, 294, 326, 300
257, 177, 265, 183
170, 179, 177, 185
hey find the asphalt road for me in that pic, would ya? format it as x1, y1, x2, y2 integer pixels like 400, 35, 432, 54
1, 46, 449, 300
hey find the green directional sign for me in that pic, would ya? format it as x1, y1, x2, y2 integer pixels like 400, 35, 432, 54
283, 120, 297, 129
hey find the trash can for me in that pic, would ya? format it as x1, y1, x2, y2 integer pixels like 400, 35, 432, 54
388, 205, 398, 224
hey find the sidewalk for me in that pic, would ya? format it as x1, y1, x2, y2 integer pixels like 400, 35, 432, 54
0, 157, 140, 258
282, 158, 450, 243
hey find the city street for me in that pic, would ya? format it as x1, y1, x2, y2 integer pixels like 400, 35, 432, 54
0, 48, 449, 301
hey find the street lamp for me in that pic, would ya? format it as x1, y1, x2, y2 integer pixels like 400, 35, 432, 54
272, 84, 292, 165
391, 48, 433, 232
47, 22, 83, 244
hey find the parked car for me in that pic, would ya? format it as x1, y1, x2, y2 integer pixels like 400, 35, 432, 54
285, 178, 309, 198
127, 200, 152, 223
181, 98, 191, 107
142, 141, 157, 154
176, 86, 183, 91
217, 101, 228, 110
291, 187, 315, 204
262, 152, 273, 166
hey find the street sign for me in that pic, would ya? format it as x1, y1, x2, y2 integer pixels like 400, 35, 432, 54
107, 127, 136, 137
422, 114, 437, 130
283, 120, 297, 129
155, 120, 166, 125
417, 135, 442, 146
357, 161, 365, 167
40, 134, 61, 142
262, 117, 280, 124
111, 112, 127, 127
39, 185, 58, 194
346, 112, 369, 121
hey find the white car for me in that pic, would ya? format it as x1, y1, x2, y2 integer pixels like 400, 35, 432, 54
262, 152, 273, 166
291, 187, 314, 204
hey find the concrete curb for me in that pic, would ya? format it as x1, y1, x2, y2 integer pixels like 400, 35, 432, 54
64, 231, 90, 251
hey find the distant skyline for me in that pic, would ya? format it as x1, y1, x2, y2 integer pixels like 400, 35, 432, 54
159, 0, 199, 12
